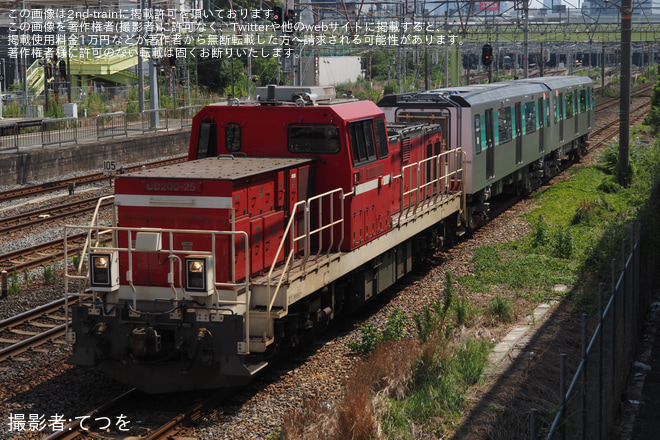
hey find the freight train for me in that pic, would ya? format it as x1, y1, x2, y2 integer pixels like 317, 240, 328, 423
65, 77, 593, 393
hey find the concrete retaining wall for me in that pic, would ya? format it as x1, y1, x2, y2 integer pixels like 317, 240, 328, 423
0, 130, 191, 186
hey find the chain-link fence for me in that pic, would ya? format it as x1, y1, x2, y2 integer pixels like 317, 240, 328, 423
530, 222, 646, 439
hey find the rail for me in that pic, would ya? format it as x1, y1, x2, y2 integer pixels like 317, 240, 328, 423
0, 105, 203, 152
529, 222, 645, 439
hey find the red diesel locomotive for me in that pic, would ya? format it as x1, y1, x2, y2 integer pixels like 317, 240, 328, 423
65, 86, 464, 393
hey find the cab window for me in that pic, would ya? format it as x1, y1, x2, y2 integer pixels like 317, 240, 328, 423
288, 124, 340, 154
196, 122, 217, 159
374, 118, 389, 159
349, 120, 377, 166
225, 123, 241, 152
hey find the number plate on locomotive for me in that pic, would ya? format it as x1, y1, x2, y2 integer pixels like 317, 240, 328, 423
142, 180, 203, 193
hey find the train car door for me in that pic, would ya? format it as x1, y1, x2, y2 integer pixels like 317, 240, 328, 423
537, 97, 545, 154
574, 92, 579, 135
514, 103, 523, 164
588, 88, 593, 128
485, 109, 495, 180
558, 92, 564, 143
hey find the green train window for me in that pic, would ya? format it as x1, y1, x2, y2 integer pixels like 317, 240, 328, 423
498, 107, 512, 144
474, 114, 482, 154
523, 102, 536, 134
565, 93, 574, 119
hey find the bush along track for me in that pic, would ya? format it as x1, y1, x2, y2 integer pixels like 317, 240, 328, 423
277, 119, 660, 439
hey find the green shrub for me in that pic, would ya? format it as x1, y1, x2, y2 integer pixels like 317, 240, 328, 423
349, 308, 408, 354
488, 295, 514, 324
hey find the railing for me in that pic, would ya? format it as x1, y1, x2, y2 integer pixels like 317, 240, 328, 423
531, 222, 645, 439
265, 187, 347, 323
263, 148, 465, 328
97, 112, 127, 139
0, 105, 203, 152
64, 221, 252, 354
41, 117, 78, 147
397, 148, 465, 225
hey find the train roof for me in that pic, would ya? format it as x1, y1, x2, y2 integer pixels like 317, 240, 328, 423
119, 157, 314, 181
197, 99, 383, 122
377, 76, 593, 108
515, 76, 594, 89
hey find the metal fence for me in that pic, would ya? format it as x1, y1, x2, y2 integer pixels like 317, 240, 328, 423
0, 105, 203, 152
530, 222, 646, 439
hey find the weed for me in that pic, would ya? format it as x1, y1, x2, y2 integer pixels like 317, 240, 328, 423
571, 199, 599, 225
349, 308, 408, 354
348, 323, 381, 354
454, 294, 473, 327
23, 267, 31, 284
597, 177, 622, 194
488, 295, 514, 324
382, 308, 407, 343
44, 265, 57, 285
413, 271, 455, 343
9, 267, 21, 295
550, 226, 574, 259
71, 250, 82, 272
455, 338, 493, 386
530, 214, 549, 247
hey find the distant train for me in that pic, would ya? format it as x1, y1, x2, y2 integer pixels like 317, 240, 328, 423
65, 77, 592, 393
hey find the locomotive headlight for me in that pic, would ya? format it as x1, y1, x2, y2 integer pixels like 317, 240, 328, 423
189, 260, 204, 273
90, 252, 119, 291
94, 256, 109, 269
185, 256, 213, 294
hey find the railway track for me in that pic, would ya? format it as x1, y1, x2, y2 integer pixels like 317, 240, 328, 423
44, 388, 227, 439
0, 80, 653, 439
588, 94, 652, 151
0, 197, 114, 235
0, 232, 94, 272
0, 297, 76, 363
594, 80, 654, 113
0, 155, 186, 203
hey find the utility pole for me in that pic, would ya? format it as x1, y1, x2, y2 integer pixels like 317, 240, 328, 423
602, 43, 606, 90
523, 0, 529, 78
444, 12, 449, 87
138, 0, 145, 112
618, 0, 632, 186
